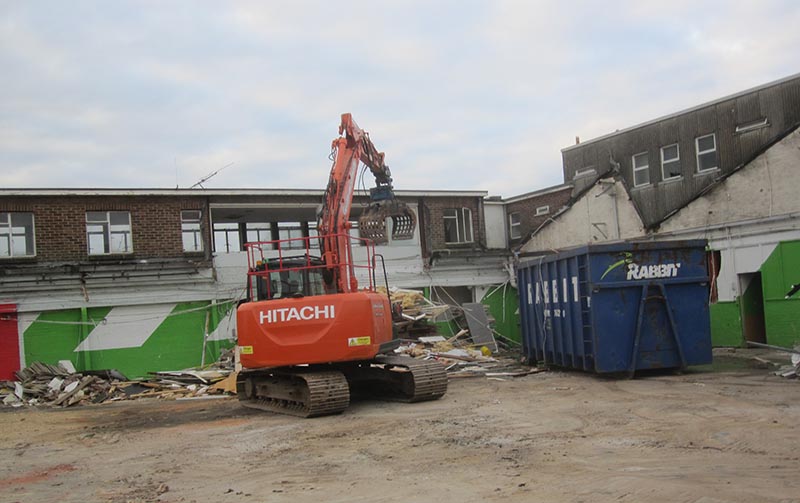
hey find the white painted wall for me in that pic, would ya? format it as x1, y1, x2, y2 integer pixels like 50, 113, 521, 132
520, 178, 645, 253
660, 129, 800, 232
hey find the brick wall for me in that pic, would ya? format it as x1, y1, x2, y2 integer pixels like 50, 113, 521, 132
420, 196, 485, 253
0, 196, 209, 262
505, 186, 572, 246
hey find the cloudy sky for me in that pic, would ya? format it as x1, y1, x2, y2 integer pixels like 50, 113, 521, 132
1, 1, 799, 197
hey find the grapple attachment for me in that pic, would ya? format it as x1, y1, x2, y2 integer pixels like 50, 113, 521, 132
358, 200, 417, 244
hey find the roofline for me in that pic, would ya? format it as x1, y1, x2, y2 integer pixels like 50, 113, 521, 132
502, 183, 573, 204
0, 188, 489, 198
562, 71, 800, 153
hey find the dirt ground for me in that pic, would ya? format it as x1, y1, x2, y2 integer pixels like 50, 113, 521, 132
1, 349, 799, 503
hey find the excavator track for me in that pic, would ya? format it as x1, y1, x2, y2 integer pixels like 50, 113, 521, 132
236, 369, 350, 418
347, 355, 448, 403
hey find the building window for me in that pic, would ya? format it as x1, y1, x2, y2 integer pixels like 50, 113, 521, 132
86, 211, 132, 255
0, 212, 35, 258
443, 208, 473, 244
307, 222, 320, 248
509, 212, 521, 240
632, 152, 650, 187
214, 223, 241, 253
660, 144, 681, 181
245, 222, 272, 244
696, 133, 718, 173
277, 222, 305, 249
181, 210, 203, 252
573, 167, 596, 179
535, 205, 550, 216
735, 118, 768, 134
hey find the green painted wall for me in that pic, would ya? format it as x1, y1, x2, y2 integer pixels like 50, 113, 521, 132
24, 306, 114, 371
423, 287, 461, 337
422, 285, 521, 345
760, 240, 800, 347
23, 301, 235, 379
480, 284, 521, 344
710, 301, 744, 347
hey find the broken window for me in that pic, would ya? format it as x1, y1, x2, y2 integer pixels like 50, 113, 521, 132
443, 208, 473, 244
696, 133, 718, 173
509, 212, 521, 240
213, 223, 241, 253
573, 167, 596, 179
660, 143, 681, 181
86, 211, 132, 255
181, 210, 203, 253
0, 212, 35, 258
632, 152, 650, 187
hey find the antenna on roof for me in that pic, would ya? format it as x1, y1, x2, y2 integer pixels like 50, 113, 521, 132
190, 162, 234, 189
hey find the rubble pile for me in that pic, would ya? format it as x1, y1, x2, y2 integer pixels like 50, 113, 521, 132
773, 347, 800, 380
378, 287, 450, 339
394, 335, 545, 380
1, 349, 237, 408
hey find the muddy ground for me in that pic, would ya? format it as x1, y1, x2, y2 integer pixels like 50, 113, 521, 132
1, 349, 799, 503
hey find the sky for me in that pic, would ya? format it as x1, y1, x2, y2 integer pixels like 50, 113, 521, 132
1, 1, 799, 198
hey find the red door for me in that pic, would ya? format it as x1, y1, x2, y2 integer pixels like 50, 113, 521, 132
0, 304, 20, 380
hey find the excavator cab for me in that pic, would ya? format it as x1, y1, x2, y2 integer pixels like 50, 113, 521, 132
252, 256, 327, 301
358, 186, 417, 244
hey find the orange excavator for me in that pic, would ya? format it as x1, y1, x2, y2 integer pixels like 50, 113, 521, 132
235, 114, 447, 417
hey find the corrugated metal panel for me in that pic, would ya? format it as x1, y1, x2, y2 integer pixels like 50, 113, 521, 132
696, 106, 718, 135
783, 79, 800, 125
715, 99, 739, 170
558, 75, 800, 229
759, 86, 786, 134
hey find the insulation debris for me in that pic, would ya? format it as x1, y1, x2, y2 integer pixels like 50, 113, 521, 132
393, 339, 544, 380
1, 348, 238, 408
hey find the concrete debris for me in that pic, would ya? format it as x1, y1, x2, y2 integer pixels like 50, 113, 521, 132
770, 345, 800, 380
0, 348, 238, 408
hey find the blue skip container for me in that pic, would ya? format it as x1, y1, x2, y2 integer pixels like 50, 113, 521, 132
517, 240, 712, 375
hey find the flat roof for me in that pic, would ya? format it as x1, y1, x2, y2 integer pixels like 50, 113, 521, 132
0, 188, 488, 198
502, 183, 572, 204
562, 71, 800, 153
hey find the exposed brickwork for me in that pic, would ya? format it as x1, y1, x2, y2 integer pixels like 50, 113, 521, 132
0, 196, 209, 263
505, 186, 572, 246
420, 196, 485, 254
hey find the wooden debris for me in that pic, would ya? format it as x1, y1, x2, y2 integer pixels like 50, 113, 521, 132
1, 348, 239, 408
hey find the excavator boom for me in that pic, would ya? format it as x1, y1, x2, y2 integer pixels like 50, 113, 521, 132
236, 114, 445, 418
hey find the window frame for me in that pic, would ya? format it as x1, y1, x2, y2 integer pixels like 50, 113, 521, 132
534, 205, 550, 216
632, 151, 650, 187
508, 212, 521, 240
573, 167, 596, 179
245, 222, 272, 244
181, 210, 203, 253
660, 143, 682, 181
0, 212, 36, 258
213, 222, 241, 254
86, 211, 133, 256
276, 222, 305, 249
695, 133, 718, 173
443, 207, 474, 244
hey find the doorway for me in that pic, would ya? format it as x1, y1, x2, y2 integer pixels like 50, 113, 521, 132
738, 273, 766, 344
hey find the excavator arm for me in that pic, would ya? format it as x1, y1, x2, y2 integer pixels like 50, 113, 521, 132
319, 113, 416, 293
